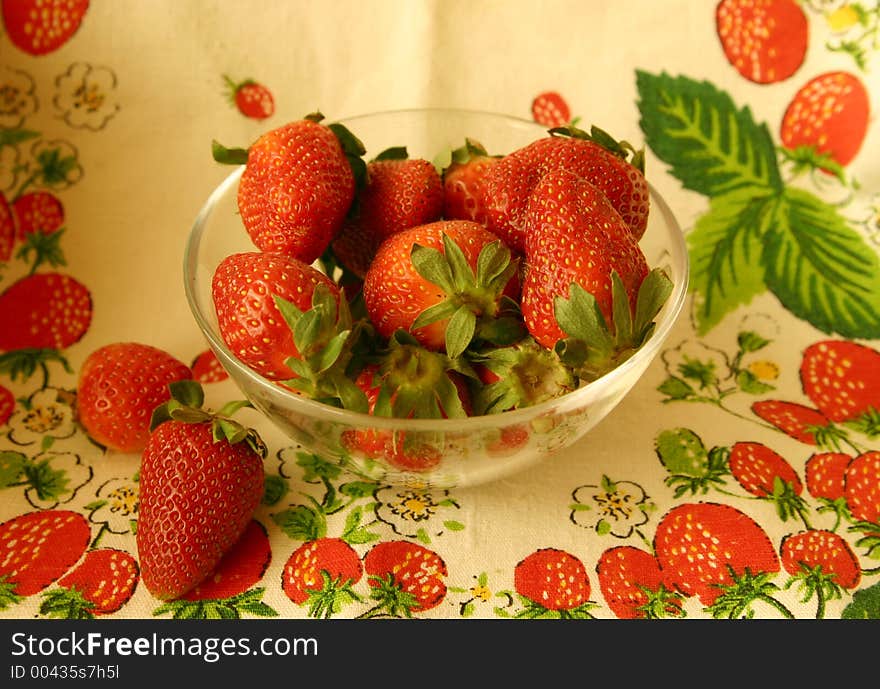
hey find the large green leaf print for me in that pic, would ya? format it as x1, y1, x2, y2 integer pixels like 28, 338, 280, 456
636, 70, 880, 338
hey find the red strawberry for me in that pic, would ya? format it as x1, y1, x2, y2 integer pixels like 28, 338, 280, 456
12, 191, 64, 239
0, 384, 13, 426
441, 138, 499, 226
362, 220, 521, 357
482, 129, 650, 251
805, 452, 852, 502
223, 75, 274, 120
76, 342, 193, 453
0, 272, 92, 351
800, 340, 880, 423
531, 91, 572, 128
780, 530, 861, 590
781, 72, 870, 168
41, 548, 139, 618
0, 191, 15, 262
362, 540, 447, 616
282, 537, 363, 618
845, 451, 880, 525
715, 0, 808, 84
0, 510, 90, 606
750, 400, 831, 445
136, 381, 266, 600
331, 154, 443, 278
1, 0, 90, 56
513, 548, 593, 617
729, 441, 803, 497
596, 546, 683, 619
190, 348, 229, 384
215, 113, 360, 264
211, 251, 340, 381
654, 502, 780, 607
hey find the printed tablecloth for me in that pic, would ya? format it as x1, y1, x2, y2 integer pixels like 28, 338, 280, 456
1, 0, 879, 620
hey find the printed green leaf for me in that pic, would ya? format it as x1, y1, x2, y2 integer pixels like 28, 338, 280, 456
762, 187, 880, 339
842, 581, 880, 619
687, 187, 775, 334
636, 70, 782, 195
0, 452, 26, 489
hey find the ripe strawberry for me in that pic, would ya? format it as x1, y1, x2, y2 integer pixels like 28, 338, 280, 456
12, 191, 64, 239
213, 113, 363, 264
800, 340, 880, 423
0, 383, 13, 426
654, 502, 780, 607
0, 191, 15, 262
531, 91, 572, 128
780, 530, 861, 591
40, 548, 139, 618
362, 540, 447, 616
223, 75, 275, 120
441, 138, 499, 226
513, 548, 594, 617
845, 451, 880, 525
362, 220, 522, 358
190, 348, 229, 384
805, 452, 852, 502
0, 510, 90, 607
331, 152, 444, 278
0, 272, 92, 351
1, 0, 90, 56
595, 546, 683, 619
282, 537, 363, 618
781, 72, 870, 168
136, 381, 266, 600
76, 342, 193, 453
715, 0, 808, 84
750, 400, 831, 446
520, 169, 670, 377
482, 127, 650, 251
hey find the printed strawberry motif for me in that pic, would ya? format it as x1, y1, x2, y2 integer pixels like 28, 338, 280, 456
2, 0, 90, 56
12, 191, 64, 239
531, 91, 572, 128
596, 546, 683, 619
729, 441, 807, 523
750, 400, 833, 446
136, 381, 266, 600
213, 112, 363, 264
223, 75, 275, 120
441, 138, 499, 226
282, 537, 363, 618
0, 272, 92, 351
845, 451, 880, 526
781, 72, 870, 170
0, 191, 15, 262
40, 548, 139, 618
76, 341, 193, 453
361, 540, 447, 617
654, 502, 783, 614
800, 340, 880, 423
513, 548, 594, 618
715, 0, 808, 84
780, 529, 861, 618
0, 383, 13, 426
806, 452, 852, 502
190, 348, 229, 383
0, 510, 90, 608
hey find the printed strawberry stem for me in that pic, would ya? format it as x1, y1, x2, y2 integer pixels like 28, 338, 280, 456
153, 588, 278, 619
357, 574, 421, 619
38, 587, 96, 620
303, 570, 363, 619
0, 348, 71, 389
706, 567, 794, 619
783, 563, 847, 620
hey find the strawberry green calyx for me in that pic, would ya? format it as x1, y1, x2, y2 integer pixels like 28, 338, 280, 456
326, 120, 368, 191
549, 124, 646, 174
554, 268, 673, 381
149, 380, 267, 458
374, 330, 474, 420
410, 233, 524, 359
471, 336, 576, 415
434, 137, 494, 175
373, 146, 409, 162
211, 140, 248, 165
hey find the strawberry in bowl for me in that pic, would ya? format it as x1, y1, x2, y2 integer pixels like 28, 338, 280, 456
186, 108, 689, 489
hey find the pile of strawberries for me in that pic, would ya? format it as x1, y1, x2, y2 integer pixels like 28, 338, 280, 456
209, 112, 673, 438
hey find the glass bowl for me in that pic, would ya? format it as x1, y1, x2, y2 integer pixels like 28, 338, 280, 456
184, 108, 689, 489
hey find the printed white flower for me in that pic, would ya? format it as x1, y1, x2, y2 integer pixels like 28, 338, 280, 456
570, 477, 650, 538
54, 62, 120, 131
25, 451, 92, 509
661, 338, 732, 390
8, 387, 76, 445
374, 486, 461, 539
88, 477, 139, 534
0, 144, 22, 192
0, 66, 37, 129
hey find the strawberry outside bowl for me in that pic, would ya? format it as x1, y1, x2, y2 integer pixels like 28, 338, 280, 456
184, 108, 689, 489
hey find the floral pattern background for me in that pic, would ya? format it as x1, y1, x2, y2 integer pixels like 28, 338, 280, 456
0, 0, 879, 620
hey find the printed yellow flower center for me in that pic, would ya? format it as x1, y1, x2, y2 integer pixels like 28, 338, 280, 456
107, 486, 138, 517
748, 360, 780, 381
23, 405, 64, 433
